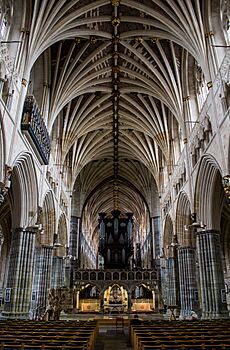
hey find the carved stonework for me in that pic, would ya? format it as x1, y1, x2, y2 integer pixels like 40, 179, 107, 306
111, 0, 120, 6
0, 43, 18, 82
0, 165, 12, 207
0, 188, 7, 205
222, 175, 230, 204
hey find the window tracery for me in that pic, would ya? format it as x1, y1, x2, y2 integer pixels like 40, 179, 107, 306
195, 63, 209, 112
221, 0, 230, 44
0, 0, 12, 40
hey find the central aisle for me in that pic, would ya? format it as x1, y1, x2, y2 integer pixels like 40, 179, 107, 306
94, 333, 133, 350
94, 319, 133, 350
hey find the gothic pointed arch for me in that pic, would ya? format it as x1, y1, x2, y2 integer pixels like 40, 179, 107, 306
163, 214, 174, 257
9, 152, 38, 229
194, 154, 224, 230
40, 190, 56, 246
56, 213, 67, 257
175, 191, 194, 247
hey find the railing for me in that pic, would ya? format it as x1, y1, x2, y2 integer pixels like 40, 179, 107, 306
74, 268, 158, 282
21, 95, 51, 164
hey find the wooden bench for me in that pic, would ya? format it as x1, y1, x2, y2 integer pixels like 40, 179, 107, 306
130, 320, 230, 350
0, 320, 98, 350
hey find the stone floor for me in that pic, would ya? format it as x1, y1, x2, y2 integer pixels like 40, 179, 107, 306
94, 333, 132, 350
94, 329, 132, 350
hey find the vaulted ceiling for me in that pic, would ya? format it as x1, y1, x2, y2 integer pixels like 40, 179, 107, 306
27, 0, 218, 234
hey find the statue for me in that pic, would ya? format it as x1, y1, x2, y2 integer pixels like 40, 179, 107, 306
42, 289, 66, 321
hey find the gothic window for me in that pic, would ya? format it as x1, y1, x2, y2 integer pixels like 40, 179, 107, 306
0, 17, 7, 38
195, 63, 208, 111
221, 1, 230, 44
0, 1, 12, 40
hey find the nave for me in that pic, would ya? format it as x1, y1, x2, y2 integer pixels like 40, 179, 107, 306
0, 0, 230, 344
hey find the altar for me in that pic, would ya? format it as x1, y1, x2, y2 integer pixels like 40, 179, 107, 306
104, 303, 127, 314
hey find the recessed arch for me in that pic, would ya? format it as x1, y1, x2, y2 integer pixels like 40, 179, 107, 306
56, 213, 67, 257
162, 214, 174, 257
175, 191, 194, 247
9, 152, 38, 229
194, 154, 224, 230
40, 190, 56, 246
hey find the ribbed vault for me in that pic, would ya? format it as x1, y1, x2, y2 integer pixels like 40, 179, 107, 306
25, 0, 223, 246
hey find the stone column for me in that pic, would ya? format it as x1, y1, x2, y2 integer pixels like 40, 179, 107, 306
196, 230, 229, 319
51, 256, 64, 288
2, 228, 36, 319
152, 290, 155, 309
127, 291, 132, 313
154, 285, 159, 311
31, 246, 53, 319
151, 216, 161, 260
64, 257, 72, 288
76, 290, 80, 311
69, 216, 81, 259
166, 245, 180, 308
99, 213, 106, 253
177, 247, 199, 318
99, 292, 104, 313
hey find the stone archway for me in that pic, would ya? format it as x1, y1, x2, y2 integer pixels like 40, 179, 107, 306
131, 282, 155, 313
175, 191, 199, 318
30, 190, 56, 319
56, 213, 67, 257
194, 155, 229, 319
175, 192, 193, 247
9, 152, 38, 229
40, 190, 56, 246
2, 152, 39, 318
163, 214, 174, 257
161, 214, 180, 311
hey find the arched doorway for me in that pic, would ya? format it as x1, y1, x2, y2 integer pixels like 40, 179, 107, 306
132, 283, 154, 313
103, 284, 128, 314
78, 284, 101, 313
194, 155, 229, 319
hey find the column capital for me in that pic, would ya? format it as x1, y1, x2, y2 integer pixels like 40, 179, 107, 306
71, 215, 81, 220
177, 246, 195, 252
40, 245, 54, 250
196, 229, 220, 235
14, 227, 38, 234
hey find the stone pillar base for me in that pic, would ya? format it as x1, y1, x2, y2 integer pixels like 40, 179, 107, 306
201, 311, 230, 320
1, 311, 29, 319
